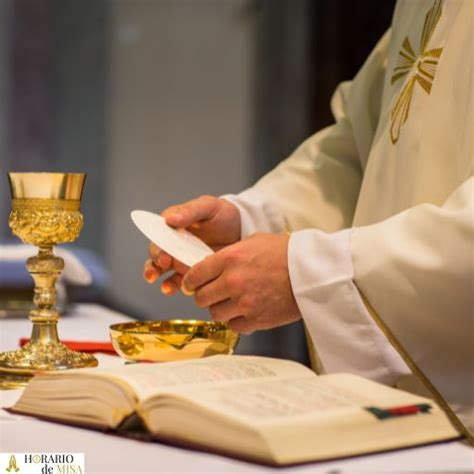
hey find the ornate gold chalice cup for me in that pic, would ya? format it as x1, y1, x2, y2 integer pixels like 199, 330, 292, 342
0, 173, 98, 388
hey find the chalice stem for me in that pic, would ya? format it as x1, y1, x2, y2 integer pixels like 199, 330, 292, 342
27, 245, 63, 345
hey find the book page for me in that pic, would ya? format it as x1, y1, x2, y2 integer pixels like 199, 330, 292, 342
161, 375, 376, 423
89, 355, 314, 400
158, 373, 436, 426
213, 377, 374, 419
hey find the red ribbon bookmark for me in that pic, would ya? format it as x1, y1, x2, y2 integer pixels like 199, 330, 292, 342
366, 403, 432, 420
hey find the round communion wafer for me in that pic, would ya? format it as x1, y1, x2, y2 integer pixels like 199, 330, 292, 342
131, 210, 214, 267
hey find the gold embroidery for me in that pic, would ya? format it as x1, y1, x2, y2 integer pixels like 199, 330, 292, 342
390, 0, 444, 144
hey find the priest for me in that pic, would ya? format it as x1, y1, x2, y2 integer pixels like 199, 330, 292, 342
143, 0, 473, 442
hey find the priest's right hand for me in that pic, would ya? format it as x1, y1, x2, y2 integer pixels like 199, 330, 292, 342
142, 195, 241, 295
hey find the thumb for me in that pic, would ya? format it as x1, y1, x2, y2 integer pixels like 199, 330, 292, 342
162, 195, 220, 228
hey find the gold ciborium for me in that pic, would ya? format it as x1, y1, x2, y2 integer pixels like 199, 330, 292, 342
0, 173, 98, 388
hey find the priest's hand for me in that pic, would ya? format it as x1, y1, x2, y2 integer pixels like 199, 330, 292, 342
181, 232, 301, 333
143, 195, 241, 294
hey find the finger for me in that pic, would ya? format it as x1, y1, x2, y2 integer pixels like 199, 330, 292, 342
161, 195, 219, 228
156, 251, 172, 270
161, 272, 183, 295
148, 242, 173, 271
194, 279, 228, 308
209, 299, 241, 322
182, 254, 223, 293
149, 240, 191, 275
172, 258, 190, 275
148, 242, 161, 260
143, 259, 160, 284
228, 316, 255, 334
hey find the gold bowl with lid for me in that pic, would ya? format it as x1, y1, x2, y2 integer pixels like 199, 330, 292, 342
110, 320, 239, 363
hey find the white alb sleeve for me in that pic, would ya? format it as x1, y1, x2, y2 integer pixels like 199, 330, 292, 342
289, 228, 410, 385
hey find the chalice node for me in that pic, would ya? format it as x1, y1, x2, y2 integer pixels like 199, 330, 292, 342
0, 173, 98, 388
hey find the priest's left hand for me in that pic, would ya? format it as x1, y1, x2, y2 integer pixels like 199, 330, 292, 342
181, 233, 301, 333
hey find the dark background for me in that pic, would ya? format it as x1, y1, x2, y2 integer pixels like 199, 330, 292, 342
255, 0, 396, 174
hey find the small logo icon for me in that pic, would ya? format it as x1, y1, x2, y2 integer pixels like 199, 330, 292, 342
6, 454, 20, 472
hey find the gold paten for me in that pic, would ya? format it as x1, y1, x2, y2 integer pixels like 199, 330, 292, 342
0, 173, 98, 389
110, 320, 239, 363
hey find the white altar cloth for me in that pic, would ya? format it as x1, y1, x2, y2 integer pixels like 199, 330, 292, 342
1, 304, 472, 473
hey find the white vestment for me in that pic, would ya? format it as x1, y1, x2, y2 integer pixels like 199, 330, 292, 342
225, 0, 473, 438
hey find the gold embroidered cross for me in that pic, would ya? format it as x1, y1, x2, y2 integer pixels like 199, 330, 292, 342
390, 0, 444, 144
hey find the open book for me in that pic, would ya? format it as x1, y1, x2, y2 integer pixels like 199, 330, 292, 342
11, 355, 459, 465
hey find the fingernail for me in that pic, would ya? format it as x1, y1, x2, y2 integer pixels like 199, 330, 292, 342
161, 282, 173, 294
181, 283, 195, 296
144, 270, 157, 284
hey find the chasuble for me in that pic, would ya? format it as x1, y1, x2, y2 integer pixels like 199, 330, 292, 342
225, 0, 473, 440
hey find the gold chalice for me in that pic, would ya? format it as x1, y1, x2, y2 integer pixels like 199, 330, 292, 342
0, 173, 98, 388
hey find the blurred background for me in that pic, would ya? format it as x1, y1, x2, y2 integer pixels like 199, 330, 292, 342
0, 0, 395, 364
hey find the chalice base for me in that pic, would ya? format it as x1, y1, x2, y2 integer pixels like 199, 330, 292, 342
0, 341, 98, 388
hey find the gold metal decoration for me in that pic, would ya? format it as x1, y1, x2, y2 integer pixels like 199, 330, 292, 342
0, 173, 98, 389
390, 0, 444, 144
110, 320, 239, 363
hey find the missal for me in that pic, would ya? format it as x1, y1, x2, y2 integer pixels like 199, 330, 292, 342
10, 355, 460, 465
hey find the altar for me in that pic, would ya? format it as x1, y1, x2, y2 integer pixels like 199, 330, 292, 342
0, 304, 472, 473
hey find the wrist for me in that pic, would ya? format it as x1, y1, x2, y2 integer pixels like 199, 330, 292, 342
218, 198, 242, 244
221, 187, 286, 239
